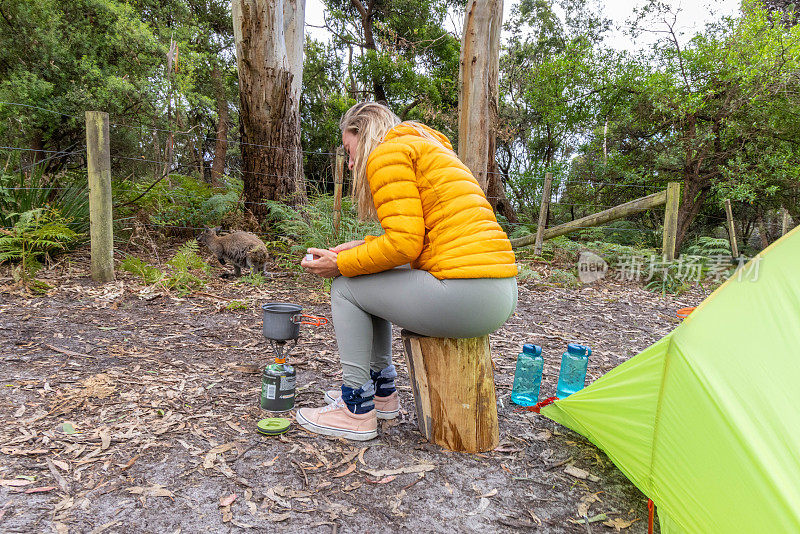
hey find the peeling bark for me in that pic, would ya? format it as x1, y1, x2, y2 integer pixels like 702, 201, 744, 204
458, 0, 516, 222
232, 0, 306, 221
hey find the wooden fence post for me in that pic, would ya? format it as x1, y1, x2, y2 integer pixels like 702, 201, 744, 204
85, 111, 115, 283
724, 199, 739, 259
533, 172, 553, 256
661, 182, 680, 261
333, 146, 345, 240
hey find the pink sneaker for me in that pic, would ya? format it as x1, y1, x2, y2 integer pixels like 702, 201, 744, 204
296, 400, 378, 441
324, 390, 400, 420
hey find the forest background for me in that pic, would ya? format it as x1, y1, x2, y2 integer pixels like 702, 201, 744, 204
1, 0, 798, 282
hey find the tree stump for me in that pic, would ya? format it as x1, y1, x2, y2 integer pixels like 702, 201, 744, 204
401, 330, 499, 453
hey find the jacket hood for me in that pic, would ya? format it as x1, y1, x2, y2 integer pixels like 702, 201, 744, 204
383, 122, 454, 151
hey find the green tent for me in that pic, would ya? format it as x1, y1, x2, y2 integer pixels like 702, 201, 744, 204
542, 227, 800, 533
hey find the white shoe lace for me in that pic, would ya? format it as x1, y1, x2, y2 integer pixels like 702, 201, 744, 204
319, 399, 344, 413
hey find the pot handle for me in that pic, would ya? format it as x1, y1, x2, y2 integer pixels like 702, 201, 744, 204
291, 314, 328, 327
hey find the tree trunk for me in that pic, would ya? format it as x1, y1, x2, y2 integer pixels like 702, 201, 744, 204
232, 0, 306, 221
675, 171, 707, 252
351, 0, 387, 102
458, 0, 516, 222
210, 60, 229, 187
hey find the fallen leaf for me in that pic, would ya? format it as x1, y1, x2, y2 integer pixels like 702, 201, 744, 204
259, 454, 279, 468
99, 428, 111, 450
0, 479, 33, 487
127, 484, 174, 498
25, 486, 56, 494
528, 509, 542, 526
533, 429, 552, 441
120, 455, 139, 472
603, 517, 640, 531
568, 513, 608, 524
226, 421, 248, 435
219, 494, 237, 507
389, 489, 407, 517
332, 464, 356, 478
62, 422, 76, 435
357, 447, 368, 466
266, 512, 291, 522
265, 487, 291, 509
577, 491, 603, 517
367, 475, 396, 484
89, 521, 121, 534
52, 460, 70, 471
332, 449, 359, 469
480, 488, 498, 498
362, 463, 435, 478
203, 442, 236, 469
1, 448, 48, 456
564, 464, 600, 482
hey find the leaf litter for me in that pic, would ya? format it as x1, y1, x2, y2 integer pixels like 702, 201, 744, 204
0, 247, 689, 531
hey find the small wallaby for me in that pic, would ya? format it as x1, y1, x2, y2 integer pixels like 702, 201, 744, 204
197, 227, 270, 278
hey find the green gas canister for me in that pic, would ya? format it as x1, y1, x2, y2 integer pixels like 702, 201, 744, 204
260, 361, 296, 412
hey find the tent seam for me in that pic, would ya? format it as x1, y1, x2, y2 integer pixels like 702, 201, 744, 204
647, 333, 672, 498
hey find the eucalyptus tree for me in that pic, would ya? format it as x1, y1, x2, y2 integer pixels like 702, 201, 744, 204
497, 0, 613, 219
317, 0, 462, 133
596, 0, 800, 250
0, 0, 163, 173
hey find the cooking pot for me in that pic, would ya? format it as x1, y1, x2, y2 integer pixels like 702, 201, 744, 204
262, 302, 328, 341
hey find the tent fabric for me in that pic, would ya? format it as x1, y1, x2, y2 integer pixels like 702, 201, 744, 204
542, 227, 800, 533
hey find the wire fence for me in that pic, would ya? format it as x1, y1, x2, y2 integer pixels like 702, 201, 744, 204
0, 101, 748, 243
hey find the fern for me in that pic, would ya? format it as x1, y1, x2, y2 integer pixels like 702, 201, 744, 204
263, 195, 382, 253
683, 236, 732, 258
0, 208, 80, 281
121, 256, 163, 285
166, 241, 209, 273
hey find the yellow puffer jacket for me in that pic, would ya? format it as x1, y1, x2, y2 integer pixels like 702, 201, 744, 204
337, 123, 518, 280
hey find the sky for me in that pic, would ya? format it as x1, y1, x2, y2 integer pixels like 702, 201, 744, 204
303, 0, 743, 51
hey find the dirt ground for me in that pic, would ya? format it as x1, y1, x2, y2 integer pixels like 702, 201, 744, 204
0, 247, 708, 533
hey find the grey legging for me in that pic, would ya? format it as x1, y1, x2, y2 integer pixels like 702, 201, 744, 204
331, 269, 518, 387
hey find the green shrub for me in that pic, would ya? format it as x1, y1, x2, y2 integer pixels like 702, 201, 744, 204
0, 170, 89, 236
516, 263, 542, 282
225, 300, 249, 311
264, 195, 383, 254
0, 208, 80, 281
115, 174, 241, 229
239, 271, 266, 287
120, 241, 208, 296
585, 241, 659, 268
164, 270, 205, 297
547, 268, 580, 288
683, 236, 732, 258
166, 241, 210, 273
645, 261, 692, 296
120, 256, 163, 285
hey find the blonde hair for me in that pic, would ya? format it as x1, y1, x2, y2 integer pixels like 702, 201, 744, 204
340, 102, 400, 220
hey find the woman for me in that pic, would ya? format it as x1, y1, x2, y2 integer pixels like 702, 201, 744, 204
297, 102, 518, 440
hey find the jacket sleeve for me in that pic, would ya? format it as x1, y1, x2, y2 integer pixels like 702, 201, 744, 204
337, 143, 425, 276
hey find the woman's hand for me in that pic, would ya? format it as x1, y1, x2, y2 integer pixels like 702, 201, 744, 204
301, 247, 341, 278
330, 240, 365, 253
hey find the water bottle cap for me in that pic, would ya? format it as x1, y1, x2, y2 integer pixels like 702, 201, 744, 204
567, 343, 590, 356
522, 344, 542, 356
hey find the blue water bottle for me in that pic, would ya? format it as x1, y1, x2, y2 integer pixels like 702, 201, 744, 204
511, 344, 544, 406
556, 343, 591, 398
